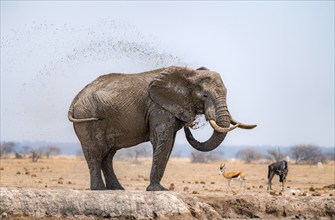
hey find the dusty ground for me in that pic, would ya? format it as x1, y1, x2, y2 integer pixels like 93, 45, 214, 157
1, 156, 334, 195
1, 156, 335, 219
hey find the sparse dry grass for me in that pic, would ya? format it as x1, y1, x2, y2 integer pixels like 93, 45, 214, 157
1, 156, 334, 197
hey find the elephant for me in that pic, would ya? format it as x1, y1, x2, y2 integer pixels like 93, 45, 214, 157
68, 66, 256, 191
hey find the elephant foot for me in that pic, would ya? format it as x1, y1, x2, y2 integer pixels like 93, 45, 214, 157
146, 183, 168, 191
91, 183, 106, 190
109, 185, 125, 190
105, 179, 125, 190
91, 185, 106, 190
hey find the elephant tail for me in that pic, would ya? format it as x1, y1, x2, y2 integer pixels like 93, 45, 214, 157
68, 105, 100, 123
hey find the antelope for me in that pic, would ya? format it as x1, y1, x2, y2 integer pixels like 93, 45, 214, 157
267, 160, 288, 192
219, 163, 246, 193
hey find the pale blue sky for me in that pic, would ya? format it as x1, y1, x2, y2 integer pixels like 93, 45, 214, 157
1, 1, 334, 147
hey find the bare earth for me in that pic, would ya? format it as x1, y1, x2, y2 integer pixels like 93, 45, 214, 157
1, 156, 335, 219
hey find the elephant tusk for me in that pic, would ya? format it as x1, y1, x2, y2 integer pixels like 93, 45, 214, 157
230, 118, 257, 129
209, 120, 239, 133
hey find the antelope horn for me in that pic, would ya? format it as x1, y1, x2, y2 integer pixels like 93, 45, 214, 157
210, 120, 239, 133
230, 118, 257, 129
220, 162, 226, 169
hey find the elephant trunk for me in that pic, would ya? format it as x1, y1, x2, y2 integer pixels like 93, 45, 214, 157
184, 97, 231, 152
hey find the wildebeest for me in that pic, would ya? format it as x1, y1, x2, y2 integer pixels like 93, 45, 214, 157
267, 160, 288, 191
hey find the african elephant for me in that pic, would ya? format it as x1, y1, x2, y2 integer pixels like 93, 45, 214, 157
68, 66, 256, 191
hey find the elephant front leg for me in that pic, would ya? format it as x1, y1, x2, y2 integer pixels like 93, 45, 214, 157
147, 140, 174, 191
147, 126, 177, 191
146, 110, 182, 191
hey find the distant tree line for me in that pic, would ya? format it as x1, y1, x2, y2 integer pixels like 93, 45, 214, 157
290, 145, 328, 164
114, 144, 151, 163
188, 144, 334, 164
1, 141, 333, 165
0, 142, 61, 162
190, 150, 224, 163
236, 144, 334, 164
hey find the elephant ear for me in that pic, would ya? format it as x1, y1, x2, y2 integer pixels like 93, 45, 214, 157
148, 68, 196, 123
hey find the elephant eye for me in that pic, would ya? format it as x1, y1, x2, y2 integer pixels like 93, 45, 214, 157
203, 94, 208, 98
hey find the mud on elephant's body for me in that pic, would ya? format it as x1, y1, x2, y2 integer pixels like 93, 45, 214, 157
68, 66, 256, 191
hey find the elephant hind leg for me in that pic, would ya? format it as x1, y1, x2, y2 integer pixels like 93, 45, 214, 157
74, 123, 109, 190
102, 149, 124, 190
80, 142, 106, 190
87, 159, 106, 190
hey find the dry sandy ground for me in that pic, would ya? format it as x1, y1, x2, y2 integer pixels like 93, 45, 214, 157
1, 156, 335, 219
1, 156, 334, 196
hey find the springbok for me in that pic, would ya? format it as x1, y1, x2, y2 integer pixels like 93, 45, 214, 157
219, 163, 246, 193
267, 160, 288, 192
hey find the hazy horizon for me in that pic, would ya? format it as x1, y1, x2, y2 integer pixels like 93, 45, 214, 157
1, 1, 334, 147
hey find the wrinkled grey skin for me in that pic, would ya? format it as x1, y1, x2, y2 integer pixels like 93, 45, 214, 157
68, 66, 254, 191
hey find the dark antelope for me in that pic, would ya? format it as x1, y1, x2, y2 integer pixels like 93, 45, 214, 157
267, 160, 288, 191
